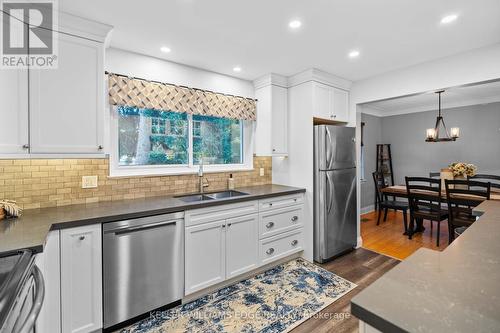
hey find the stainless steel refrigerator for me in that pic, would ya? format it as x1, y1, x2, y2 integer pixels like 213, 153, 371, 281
314, 125, 357, 263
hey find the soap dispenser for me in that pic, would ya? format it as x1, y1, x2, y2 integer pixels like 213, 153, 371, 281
228, 174, 235, 190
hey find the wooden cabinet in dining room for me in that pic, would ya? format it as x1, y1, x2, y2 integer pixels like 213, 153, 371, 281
29, 31, 105, 154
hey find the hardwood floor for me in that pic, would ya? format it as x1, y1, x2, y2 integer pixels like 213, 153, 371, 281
291, 248, 400, 333
361, 210, 449, 260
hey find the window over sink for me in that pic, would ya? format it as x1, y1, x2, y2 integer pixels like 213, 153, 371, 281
110, 106, 254, 177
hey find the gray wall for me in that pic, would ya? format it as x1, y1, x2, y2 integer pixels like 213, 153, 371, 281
360, 113, 383, 211
361, 102, 500, 212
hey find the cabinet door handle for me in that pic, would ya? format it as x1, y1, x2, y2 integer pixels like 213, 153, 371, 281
266, 222, 274, 229
22, 144, 30, 149
98, 145, 104, 150
269, 203, 273, 206
291, 216, 298, 222
291, 240, 298, 246
222, 224, 226, 229
266, 248, 275, 255
227, 223, 232, 227
79, 236, 85, 241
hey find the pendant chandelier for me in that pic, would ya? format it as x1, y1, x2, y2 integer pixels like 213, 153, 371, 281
425, 90, 460, 142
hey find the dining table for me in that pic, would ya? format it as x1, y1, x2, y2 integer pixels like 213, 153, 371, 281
380, 185, 500, 235
381, 185, 500, 201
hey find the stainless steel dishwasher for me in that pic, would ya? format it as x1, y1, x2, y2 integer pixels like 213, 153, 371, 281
103, 212, 184, 330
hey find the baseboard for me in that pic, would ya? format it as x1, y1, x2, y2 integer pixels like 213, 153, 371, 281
361, 205, 375, 215
356, 236, 363, 248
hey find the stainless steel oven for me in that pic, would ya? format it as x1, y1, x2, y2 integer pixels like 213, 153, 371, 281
103, 212, 184, 330
0, 251, 45, 333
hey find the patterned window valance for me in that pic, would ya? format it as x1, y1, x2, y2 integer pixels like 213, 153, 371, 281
108, 73, 256, 121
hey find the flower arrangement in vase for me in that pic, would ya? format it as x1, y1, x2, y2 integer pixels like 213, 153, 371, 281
449, 162, 477, 179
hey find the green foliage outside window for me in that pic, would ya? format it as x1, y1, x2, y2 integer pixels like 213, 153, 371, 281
117, 106, 242, 167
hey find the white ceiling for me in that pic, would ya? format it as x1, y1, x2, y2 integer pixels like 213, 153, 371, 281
60, 0, 500, 81
362, 80, 500, 116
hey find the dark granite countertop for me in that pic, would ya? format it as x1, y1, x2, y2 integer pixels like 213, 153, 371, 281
351, 200, 500, 333
0, 184, 305, 256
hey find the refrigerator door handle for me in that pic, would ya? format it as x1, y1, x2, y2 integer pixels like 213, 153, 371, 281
326, 172, 334, 214
325, 126, 333, 169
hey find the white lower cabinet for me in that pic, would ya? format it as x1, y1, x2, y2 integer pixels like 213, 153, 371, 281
226, 214, 259, 279
60, 224, 102, 333
185, 220, 226, 295
185, 194, 304, 296
260, 228, 304, 265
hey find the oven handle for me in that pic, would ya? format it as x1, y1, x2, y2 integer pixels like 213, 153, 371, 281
15, 265, 45, 333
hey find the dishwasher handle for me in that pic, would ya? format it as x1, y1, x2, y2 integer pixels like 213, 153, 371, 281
112, 220, 178, 235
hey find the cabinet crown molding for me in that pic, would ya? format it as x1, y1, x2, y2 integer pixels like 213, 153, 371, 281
58, 11, 113, 43
288, 68, 352, 90
253, 74, 288, 90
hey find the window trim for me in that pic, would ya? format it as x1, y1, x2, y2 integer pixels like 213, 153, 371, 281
109, 106, 254, 178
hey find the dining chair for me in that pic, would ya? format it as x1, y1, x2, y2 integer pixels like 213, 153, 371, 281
429, 172, 440, 179
445, 179, 490, 243
468, 174, 500, 192
405, 177, 449, 246
373, 172, 409, 233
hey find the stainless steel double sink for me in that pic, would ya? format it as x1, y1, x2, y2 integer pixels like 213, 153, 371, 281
175, 190, 249, 203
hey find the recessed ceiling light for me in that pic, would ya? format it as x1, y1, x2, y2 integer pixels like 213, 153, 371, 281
440, 14, 458, 24
233, 66, 242, 72
288, 20, 302, 29
160, 46, 171, 53
348, 50, 360, 58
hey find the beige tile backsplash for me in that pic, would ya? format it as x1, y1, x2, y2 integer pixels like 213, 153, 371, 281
0, 156, 272, 209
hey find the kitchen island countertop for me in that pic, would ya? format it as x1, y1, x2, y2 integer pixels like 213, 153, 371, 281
351, 200, 500, 333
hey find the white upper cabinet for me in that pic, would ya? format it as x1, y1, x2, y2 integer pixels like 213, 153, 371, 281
0, 69, 29, 154
332, 87, 349, 122
270, 85, 288, 155
253, 74, 288, 156
313, 82, 349, 122
0, 13, 111, 157
29, 31, 105, 154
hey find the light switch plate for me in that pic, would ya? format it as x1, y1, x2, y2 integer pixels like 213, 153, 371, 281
259, 168, 265, 176
82, 176, 98, 189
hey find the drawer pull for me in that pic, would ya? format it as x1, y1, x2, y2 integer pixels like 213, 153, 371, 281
291, 216, 299, 222
269, 203, 273, 206
266, 248, 275, 255
266, 222, 275, 229
79, 236, 85, 241
291, 240, 298, 246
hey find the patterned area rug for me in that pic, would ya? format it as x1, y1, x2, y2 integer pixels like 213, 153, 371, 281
119, 258, 356, 333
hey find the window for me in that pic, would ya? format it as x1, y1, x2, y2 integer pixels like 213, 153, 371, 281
192, 115, 242, 165
112, 106, 253, 176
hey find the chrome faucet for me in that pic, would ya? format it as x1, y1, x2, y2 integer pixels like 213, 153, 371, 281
198, 159, 209, 194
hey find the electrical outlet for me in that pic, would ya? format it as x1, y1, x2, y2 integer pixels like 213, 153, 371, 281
82, 176, 98, 189
259, 168, 265, 176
